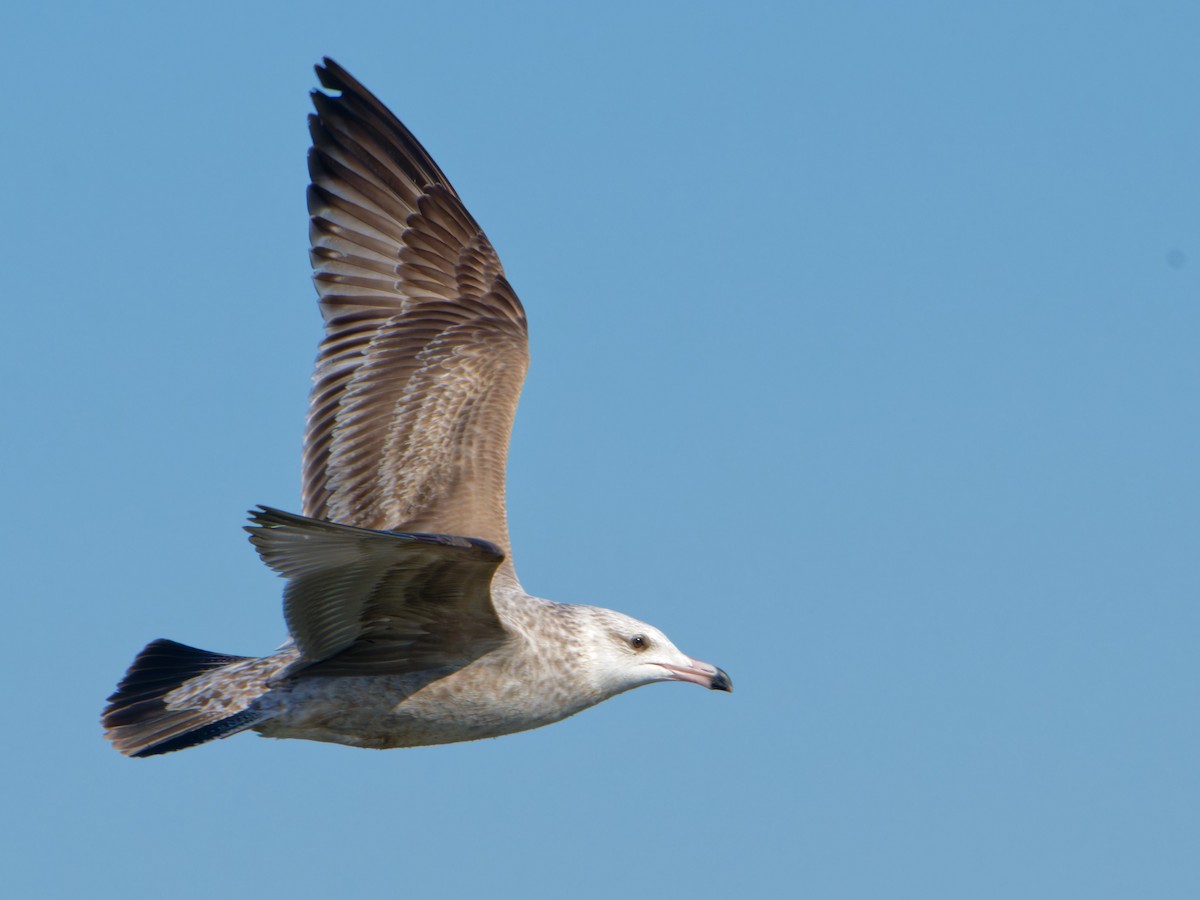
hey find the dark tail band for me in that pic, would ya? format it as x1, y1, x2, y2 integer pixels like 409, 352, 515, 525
103, 639, 262, 758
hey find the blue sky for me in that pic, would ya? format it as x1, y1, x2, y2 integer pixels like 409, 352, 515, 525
4, 2, 1198, 897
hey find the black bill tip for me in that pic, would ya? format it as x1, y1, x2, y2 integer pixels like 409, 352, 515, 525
709, 667, 733, 693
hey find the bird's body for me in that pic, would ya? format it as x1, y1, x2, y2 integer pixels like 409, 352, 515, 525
103, 59, 729, 759
254, 596, 621, 749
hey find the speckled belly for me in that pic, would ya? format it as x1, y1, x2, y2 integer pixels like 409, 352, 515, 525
251, 661, 594, 749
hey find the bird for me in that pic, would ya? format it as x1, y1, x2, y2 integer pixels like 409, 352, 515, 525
102, 58, 731, 758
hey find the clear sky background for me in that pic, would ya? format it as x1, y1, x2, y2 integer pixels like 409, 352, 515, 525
4, 2, 1198, 897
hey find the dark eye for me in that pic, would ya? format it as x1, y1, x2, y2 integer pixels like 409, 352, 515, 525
629, 634, 648, 651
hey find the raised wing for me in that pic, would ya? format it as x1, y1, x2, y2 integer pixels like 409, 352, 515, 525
246, 506, 509, 676
303, 59, 529, 586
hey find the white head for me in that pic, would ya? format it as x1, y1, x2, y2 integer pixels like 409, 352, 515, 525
575, 606, 732, 700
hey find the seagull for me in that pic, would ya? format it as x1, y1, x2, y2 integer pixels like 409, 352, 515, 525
103, 59, 731, 758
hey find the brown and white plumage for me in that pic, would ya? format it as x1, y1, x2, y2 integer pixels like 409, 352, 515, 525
102, 59, 729, 759
304, 61, 528, 584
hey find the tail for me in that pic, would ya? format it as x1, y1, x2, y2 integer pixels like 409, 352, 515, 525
103, 639, 265, 758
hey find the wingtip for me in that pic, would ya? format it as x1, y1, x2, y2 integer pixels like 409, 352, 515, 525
313, 57, 354, 97
243, 506, 296, 543
244, 504, 299, 532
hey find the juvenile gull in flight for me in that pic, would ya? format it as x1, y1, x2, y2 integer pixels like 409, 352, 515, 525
103, 59, 730, 758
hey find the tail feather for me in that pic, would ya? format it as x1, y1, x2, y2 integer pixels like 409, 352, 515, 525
127, 710, 264, 758
103, 639, 264, 758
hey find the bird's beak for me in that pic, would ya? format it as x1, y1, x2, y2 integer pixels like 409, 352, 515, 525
659, 658, 733, 692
